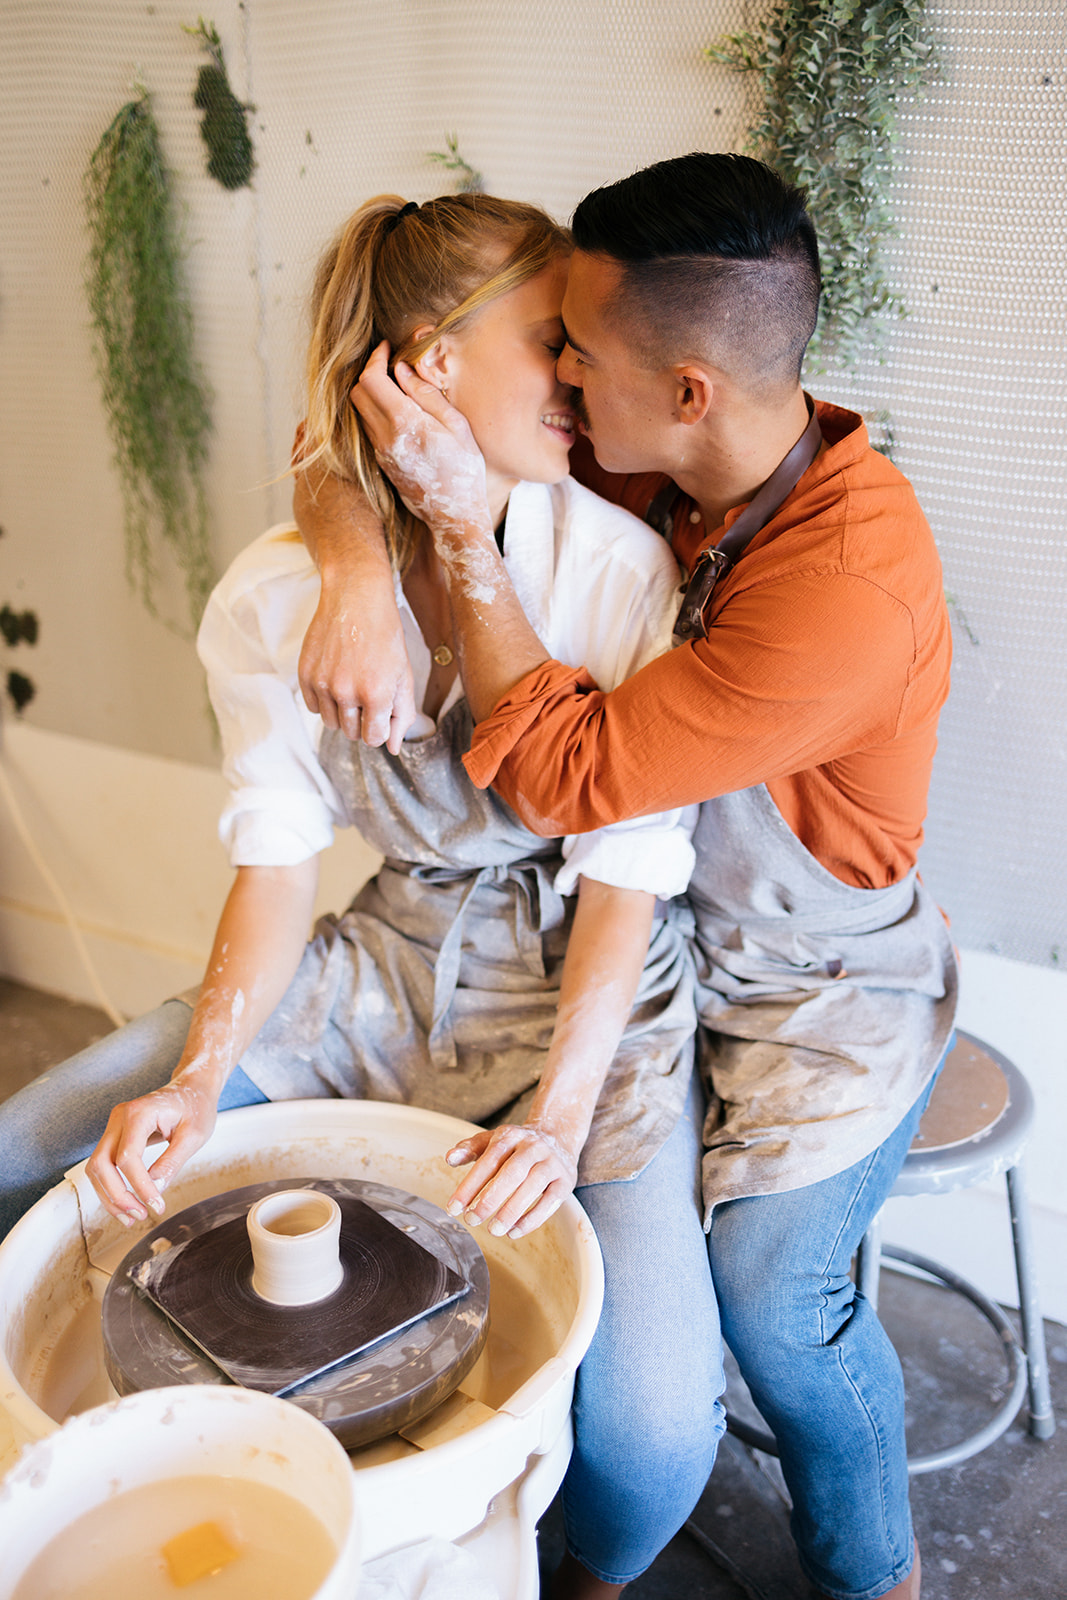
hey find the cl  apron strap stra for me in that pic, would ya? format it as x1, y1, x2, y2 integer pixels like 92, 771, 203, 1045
667, 400, 823, 644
